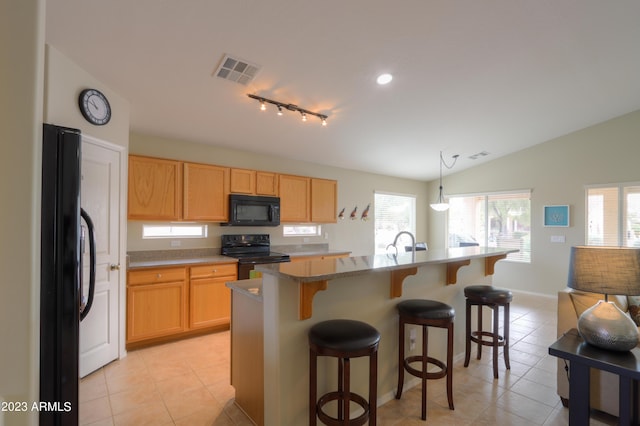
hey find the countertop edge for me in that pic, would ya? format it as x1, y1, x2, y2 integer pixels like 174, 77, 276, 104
257, 248, 517, 283
128, 256, 238, 270
226, 278, 263, 301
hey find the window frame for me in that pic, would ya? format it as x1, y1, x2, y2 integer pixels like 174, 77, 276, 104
447, 189, 532, 263
374, 191, 417, 254
142, 223, 209, 239
585, 181, 640, 247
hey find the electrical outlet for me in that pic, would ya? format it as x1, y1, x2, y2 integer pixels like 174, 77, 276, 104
170, 240, 181, 247
409, 328, 416, 350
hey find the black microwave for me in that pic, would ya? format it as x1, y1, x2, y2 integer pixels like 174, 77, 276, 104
224, 194, 280, 226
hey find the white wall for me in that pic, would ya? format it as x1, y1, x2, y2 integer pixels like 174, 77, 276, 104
428, 109, 640, 296
44, 45, 130, 148
0, 0, 44, 424
128, 133, 430, 256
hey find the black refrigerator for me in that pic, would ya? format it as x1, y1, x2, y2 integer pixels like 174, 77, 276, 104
40, 123, 96, 426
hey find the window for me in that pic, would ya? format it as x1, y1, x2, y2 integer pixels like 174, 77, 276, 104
283, 225, 322, 237
448, 191, 531, 262
374, 192, 416, 254
142, 223, 208, 239
587, 183, 640, 247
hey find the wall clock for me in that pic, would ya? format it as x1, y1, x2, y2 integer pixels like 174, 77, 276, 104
78, 88, 111, 125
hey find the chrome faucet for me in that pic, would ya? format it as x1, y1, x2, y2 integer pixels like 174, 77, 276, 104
386, 231, 416, 255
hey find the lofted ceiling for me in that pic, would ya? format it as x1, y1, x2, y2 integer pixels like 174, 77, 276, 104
45, 0, 640, 181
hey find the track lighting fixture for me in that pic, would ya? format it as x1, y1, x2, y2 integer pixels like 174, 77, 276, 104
248, 94, 328, 126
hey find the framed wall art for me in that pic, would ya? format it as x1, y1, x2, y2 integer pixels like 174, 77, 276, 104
544, 205, 570, 227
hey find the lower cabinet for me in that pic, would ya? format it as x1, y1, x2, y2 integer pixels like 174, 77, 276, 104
189, 263, 236, 329
127, 262, 237, 347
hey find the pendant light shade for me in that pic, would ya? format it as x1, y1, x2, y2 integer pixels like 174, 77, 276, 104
430, 152, 458, 212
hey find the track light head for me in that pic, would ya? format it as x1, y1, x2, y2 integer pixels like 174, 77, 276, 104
247, 94, 328, 126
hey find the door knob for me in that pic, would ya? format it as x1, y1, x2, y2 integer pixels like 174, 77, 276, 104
110, 264, 121, 271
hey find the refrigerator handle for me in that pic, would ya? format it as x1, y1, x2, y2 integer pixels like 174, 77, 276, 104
80, 208, 96, 321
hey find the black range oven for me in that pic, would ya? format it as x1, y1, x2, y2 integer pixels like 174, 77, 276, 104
221, 234, 290, 279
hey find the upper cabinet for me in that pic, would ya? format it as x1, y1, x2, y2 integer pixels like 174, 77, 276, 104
230, 168, 256, 194
128, 155, 182, 220
279, 174, 310, 222
231, 168, 278, 196
311, 178, 337, 223
256, 171, 278, 196
183, 162, 229, 221
128, 155, 336, 223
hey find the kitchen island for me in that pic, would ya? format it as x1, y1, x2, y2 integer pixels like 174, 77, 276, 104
228, 247, 516, 426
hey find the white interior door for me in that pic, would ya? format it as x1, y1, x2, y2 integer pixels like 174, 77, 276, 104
79, 136, 122, 378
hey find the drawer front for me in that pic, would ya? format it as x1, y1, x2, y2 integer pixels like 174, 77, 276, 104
190, 263, 237, 279
128, 267, 186, 285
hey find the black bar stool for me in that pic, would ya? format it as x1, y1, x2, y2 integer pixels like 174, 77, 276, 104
463, 285, 513, 379
309, 319, 380, 426
395, 299, 455, 420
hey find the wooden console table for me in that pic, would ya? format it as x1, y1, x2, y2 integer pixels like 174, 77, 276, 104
549, 329, 640, 425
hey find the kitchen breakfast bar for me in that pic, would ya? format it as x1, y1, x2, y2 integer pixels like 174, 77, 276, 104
227, 247, 516, 425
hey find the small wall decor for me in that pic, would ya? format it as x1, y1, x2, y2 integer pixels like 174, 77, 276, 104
350, 206, 358, 220
361, 204, 370, 221
338, 208, 345, 220
544, 205, 570, 227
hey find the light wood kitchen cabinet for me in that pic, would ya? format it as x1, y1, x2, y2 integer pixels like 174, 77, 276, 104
279, 174, 310, 222
189, 263, 236, 329
128, 155, 182, 220
183, 162, 229, 221
311, 178, 337, 223
230, 168, 256, 194
256, 171, 278, 196
127, 267, 187, 344
230, 168, 278, 196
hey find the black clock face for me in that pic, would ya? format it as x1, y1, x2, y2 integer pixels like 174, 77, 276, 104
78, 89, 111, 125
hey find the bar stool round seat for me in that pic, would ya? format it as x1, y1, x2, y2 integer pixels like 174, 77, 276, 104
463, 285, 513, 379
309, 319, 380, 426
395, 299, 455, 420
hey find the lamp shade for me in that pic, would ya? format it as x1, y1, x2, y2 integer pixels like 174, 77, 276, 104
568, 246, 640, 296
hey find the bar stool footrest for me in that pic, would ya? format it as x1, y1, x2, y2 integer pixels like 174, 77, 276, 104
470, 331, 505, 347
317, 391, 369, 426
403, 355, 447, 380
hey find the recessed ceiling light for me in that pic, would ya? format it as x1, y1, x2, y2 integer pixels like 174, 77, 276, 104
376, 73, 393, 85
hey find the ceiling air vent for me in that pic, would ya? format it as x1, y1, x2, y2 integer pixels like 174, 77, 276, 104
468, 151, 490, 160
214, 54, 260, 85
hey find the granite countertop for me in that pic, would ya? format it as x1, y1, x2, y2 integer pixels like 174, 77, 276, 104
127, 248, 237, 270
225, 278, 263, 301
271, 243, 350, 258
257, 246, 518, 283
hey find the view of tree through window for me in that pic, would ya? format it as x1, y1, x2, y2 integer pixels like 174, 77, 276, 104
448, 191, 531, 262
374, 192, 416, 254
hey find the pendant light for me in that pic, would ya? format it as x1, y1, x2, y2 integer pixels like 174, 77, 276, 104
430, 151, 459, 212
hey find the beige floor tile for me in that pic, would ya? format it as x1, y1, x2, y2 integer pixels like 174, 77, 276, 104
78, 293, 623, 425
108, 386, 162, 416
79, 395, 112, 425
79, 369, 108, 403
112, 400, 173, 426
163, 386, 219, 421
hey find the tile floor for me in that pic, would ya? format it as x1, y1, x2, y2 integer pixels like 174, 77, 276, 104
80, 291, 618, 425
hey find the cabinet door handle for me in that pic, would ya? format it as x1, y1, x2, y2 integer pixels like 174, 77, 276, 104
157, 273, 162, 279
213, 269, 218, 273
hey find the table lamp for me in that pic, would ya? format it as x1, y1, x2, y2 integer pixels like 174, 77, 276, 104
568, 246, 640, 351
